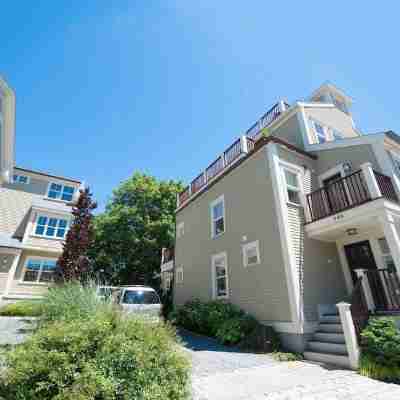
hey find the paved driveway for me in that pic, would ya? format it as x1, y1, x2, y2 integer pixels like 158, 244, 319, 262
179, 330, 400, 400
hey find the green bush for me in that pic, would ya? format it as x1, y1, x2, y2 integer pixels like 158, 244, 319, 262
0, 310, 190, 399
39, 281, 112, 325
0, 300, 43, 317
360, 317, 400, 382
172, 299, 261, 345
272, 352, 303, 362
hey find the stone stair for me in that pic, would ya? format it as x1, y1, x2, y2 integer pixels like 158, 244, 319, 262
304, 312, 350, 369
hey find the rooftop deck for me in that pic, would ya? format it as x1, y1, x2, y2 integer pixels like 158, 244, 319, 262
177, 100, 289, 208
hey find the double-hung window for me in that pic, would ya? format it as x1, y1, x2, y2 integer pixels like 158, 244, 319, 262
23, 259, 57, 283
35, 215, 69, 239
210, 195, 225, 238
212, 252, 229, 299
13, 174, 30, 184
47, 182, 75, 202
378, 238, 396, 272
282, 167, 302, 205
242, 240, 261, 267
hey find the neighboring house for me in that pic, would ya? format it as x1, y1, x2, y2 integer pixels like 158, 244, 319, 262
161, 82, 400, 368
0, 77, 82, 302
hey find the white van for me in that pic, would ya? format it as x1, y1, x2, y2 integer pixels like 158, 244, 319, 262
118, 286, 162, 320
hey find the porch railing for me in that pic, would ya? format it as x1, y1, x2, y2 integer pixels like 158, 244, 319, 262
306, 169, 398, 223
178, 137, 255, 207
349, 276, 370, 340
365, 268, 400, 312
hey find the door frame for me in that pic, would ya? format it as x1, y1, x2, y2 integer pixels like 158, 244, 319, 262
336, 229, 388, 295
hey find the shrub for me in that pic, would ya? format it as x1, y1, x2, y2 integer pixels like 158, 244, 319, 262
272, 352, 303, 362
39, 281, 112, 325
360, 317, 400, 382
0, 311, 190, 399
0, 300, 43, 317
172, 299, 268, 346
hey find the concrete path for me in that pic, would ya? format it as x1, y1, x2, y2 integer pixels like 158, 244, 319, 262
179, 330, 400, 400
0, 317, 36, 345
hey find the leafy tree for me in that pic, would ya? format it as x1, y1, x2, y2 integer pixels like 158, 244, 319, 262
90, 172, 183, 287
56, 187, 97, 282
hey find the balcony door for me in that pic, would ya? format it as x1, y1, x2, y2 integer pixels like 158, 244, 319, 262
344, 240, 386, 310
322, 172, 348, 213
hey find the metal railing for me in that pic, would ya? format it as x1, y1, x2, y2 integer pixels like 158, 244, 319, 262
246, 101, 290, 139
374, 171, 398, 203
178, 136, 254, 207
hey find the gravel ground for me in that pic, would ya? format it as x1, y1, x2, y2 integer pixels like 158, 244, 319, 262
179, 330, 400, 400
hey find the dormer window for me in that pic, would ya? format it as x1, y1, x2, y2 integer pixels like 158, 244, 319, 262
47, 182, 75, 202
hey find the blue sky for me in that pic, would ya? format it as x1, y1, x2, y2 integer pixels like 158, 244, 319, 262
1, 1, 399, 211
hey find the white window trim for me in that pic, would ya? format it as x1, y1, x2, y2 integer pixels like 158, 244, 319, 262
177, 222, 185, 239
13, 174, 30, 184
175, 266, 184, 284
280, 162, 304, 207
211, 251, 229, 299
33, 214, 69, 240
242, 240, 261, 267
20, 256, 57, 285
46, 181, 75, 203
210, 194, 225, 239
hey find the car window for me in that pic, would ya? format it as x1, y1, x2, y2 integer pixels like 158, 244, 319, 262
122, 290, 160, 305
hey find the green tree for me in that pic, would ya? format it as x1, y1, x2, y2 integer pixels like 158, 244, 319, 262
90, 172, 183, 287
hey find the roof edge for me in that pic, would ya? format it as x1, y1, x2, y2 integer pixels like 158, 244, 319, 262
15, 166, 81, 184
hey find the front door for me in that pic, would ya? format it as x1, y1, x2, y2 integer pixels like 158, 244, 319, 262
344, 241, 386, 310
323, 173, 347, 213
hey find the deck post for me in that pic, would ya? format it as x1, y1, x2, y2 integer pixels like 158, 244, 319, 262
336, 302, 360, 370
354, 269, 375, 313
361, 162, 381, 199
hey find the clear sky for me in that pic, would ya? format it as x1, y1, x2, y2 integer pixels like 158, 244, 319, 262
1, 1, 399, 211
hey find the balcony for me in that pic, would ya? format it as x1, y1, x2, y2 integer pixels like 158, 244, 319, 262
177, 136, 256, 207
306, 167, 399, 224
177, 101, 289, 208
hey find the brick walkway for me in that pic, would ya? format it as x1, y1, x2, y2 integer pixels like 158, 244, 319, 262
179, 330, 400, 400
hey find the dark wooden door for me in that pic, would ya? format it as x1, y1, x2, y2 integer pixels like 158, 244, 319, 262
323, 173, 347, 213
344, 241, 386, 309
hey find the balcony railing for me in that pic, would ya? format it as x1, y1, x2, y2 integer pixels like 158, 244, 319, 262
306, 169, 398, 223
178, 136, 255, 207
246, 101, 290, 139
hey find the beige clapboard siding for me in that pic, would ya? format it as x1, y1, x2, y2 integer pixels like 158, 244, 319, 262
24, 236, 64, 252
0, 273, 8, 293
0, 187, 38, 235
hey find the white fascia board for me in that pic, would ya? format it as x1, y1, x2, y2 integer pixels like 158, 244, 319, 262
297, 101, 336, 109
304, 133, 385, 153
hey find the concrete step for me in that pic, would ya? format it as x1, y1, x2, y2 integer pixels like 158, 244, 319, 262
317, 323, 343, 333
308, 341, 347, 355
304, 351, 350, 369
313, 332, 345, 344
319, 315, 340, 324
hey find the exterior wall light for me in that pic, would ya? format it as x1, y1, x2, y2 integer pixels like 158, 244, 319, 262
346, 228, 358, 236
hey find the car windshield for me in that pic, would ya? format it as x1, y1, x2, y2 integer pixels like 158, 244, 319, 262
122, 290, 160, 305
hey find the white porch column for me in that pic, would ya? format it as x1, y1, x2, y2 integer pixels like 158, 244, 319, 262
3, 250, 22, 297
354, 269, 375, 313
380, 212, 400, 277
361, 162, 381, 199
336, 302, 360, 370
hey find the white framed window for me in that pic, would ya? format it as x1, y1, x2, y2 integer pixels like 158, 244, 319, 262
47, 182, 75, 202
34, 215, 69, 239
391, 152, 400, 175
309, 119, 326, 144
210, 195, 225, 238
242, 240, 261, 267
176, 267, 184, 284
281, 167, 302, 205
13, 174, 30, 184
177, 222, 185, 238
22, 258, 57, 283
378, 238, 396, 272
211, 252, 229, 299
